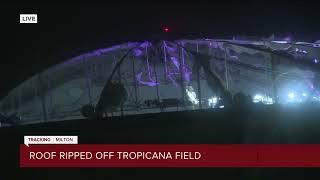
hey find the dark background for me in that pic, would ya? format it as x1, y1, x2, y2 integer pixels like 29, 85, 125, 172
1, 2, 320, 179
1, 0, 320, 99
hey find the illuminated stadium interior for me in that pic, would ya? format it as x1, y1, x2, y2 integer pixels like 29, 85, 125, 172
0, 38, 319, 126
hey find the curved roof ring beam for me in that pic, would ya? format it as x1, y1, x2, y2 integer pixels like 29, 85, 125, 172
224, 42, 320, 73
94, 42, 145, 118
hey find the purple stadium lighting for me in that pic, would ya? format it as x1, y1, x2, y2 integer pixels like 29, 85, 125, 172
136, 72, 159, 87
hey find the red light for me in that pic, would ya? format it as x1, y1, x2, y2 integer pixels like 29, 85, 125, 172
163, 27, 169, 32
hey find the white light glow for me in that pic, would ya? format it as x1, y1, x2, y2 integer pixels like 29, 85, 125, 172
186, 86, 199, 105
253, 94, 273, 104
265, 97, 274, 105
271, 41, 288, 44
288, 92, 295, 99
208, 96, 218, 107
285, 92, 305, 103
253, 94, 263, 103
313, 96, 320, 102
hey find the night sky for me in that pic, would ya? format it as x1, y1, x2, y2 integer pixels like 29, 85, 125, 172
1, 1, 320, 98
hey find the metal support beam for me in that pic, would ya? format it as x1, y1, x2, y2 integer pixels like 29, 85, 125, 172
116, 55, 124, 116
85, 57, 93, 104
271, 54, 278, 104
132, 55, 139, 110
153, 52, 161, 111
38, 73, 48, 122
196, 42, 202, 109
163, 41, 168, 82
224, 46, 229, 90
178, 44, 186, 107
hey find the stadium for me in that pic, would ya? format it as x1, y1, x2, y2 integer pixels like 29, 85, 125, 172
0, 37, 319, 126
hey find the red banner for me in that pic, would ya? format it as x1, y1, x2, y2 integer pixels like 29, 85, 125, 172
20, 144, 320, 167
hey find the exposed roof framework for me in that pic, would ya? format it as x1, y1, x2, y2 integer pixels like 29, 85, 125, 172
0, 38, 319, 126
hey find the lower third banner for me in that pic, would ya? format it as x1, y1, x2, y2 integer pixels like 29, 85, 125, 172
20, 144, 320, 167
